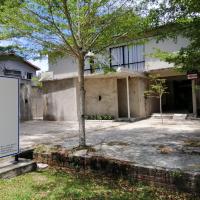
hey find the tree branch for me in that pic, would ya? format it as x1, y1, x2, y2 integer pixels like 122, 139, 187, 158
62, 0, 80, 53
23, 5, 78, 57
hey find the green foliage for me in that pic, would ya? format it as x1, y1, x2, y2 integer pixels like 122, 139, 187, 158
103, 66, 116, 74
144, 74, 168, 98
0, 0, 151, 59
146, 0, 200, 72
85, 115, 114, 120
145, 74, 168, 123
0, 45, 16, 53
31, 76, 43, 88
0, 0, 153, 146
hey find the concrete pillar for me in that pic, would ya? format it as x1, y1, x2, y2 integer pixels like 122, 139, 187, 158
192, 79, 197, 117
126, 76, 131, 119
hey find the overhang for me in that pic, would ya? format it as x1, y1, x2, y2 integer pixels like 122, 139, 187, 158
40, 67, 146, 82
148, 67, 185, 77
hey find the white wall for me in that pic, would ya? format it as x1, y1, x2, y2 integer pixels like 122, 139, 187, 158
49, 55, 78, 77
48, 52, 110, 77
0, 59, 37, 78
48, 36, 190, 75
145, 36, 189, 71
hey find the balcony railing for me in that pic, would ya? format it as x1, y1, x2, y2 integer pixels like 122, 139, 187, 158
84, 62, 145, 75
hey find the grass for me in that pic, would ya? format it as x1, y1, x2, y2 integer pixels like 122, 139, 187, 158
0, 168, 198, 200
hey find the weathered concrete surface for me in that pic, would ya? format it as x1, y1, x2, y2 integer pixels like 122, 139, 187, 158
0, 158, 37, 179
43, 78, 78, 121
20, 118, 200, 172
85, 78, 118, 118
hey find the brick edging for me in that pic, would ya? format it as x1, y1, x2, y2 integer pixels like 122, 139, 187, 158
34, 151, 200, 193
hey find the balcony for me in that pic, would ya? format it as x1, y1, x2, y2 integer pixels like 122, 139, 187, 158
84, 62, 145, 75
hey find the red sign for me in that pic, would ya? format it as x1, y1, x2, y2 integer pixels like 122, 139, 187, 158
187, 73, 198, 80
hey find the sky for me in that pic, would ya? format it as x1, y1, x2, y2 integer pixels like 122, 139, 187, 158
29, 58, 48, 72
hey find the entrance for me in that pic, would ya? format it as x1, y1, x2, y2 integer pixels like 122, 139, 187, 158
163, 78, 192, 113
117, 79, 128, 117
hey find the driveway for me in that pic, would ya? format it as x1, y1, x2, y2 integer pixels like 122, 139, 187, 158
20, 118, 200, 172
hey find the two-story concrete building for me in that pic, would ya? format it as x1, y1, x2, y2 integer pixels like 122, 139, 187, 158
41, 36, 198, 121
0, 52, 40, 121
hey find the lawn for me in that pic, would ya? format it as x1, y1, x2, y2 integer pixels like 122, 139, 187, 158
0, 168, 198, 200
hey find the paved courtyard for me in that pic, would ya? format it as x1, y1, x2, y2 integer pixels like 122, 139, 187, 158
20, 118, 200, 172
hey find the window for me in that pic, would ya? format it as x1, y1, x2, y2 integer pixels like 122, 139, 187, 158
110, 44, 145, 72
4, 69, 21, 77
27, 72, 32, 80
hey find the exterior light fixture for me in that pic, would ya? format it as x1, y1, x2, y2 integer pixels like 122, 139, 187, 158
85, 51, 95, 58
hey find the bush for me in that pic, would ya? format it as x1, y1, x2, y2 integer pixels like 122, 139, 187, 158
85, 115, 114, 120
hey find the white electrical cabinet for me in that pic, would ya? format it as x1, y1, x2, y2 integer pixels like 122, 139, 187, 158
0, 76, 19, 158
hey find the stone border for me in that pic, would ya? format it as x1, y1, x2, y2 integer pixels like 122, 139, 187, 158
33, 151, 200, 193
0, 159, 37, 179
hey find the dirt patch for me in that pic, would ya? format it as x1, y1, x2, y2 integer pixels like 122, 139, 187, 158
182, 140, 200, 155
34, 144, 97, 156
184, 140, 200, 147
34, 144, 62, 154
106, 141, 129, 146
157, 145, 175, 154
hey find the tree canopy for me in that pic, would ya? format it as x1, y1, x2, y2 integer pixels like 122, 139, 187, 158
0, 0, 152, 146
146, 0, 200, 72
0, 0, 150, 59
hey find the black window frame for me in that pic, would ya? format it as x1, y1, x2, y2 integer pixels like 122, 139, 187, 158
27, 72, 33, 80
110, 44, 145, 71
4, 69, 22, 77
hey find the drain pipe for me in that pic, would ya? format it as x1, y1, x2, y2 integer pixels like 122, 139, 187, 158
126, 76, 131, 120
192, 79, 197, 117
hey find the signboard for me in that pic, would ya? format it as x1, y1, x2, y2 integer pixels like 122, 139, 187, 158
0, 76, 19, 158
187, 73, 198, 80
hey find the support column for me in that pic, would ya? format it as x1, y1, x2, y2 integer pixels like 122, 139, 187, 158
126, 76, 131, 120
192, 79, 197, 117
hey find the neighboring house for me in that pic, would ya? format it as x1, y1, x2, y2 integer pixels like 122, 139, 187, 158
0, 52, 41, 121
41, 35, 198, 121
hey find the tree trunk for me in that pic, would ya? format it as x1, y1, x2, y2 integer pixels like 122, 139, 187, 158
77, 56, 86, 147
160, 95, 163, 124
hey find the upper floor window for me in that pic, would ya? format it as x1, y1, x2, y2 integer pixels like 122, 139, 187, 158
110, 44, 145, 72
4, 69, 21, 77
27, 72, 33, 80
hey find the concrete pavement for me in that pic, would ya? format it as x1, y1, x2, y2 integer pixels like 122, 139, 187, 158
20, 118, 200, 172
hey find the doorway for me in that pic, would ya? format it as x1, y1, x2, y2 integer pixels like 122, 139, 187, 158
117, 79, 128, 117
163, 79, 192, 113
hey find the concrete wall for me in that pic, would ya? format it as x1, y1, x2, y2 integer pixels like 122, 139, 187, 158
20, 83, 33, 121
20, 83, 43, 121
49, 55, 78, 77
48, 36, 189, 77
31, 87, 43, 119
85, 78, 118, 117
145, 37, 189, 71
129, 77, 150, 118
41, 76, 162, 121
48, 53, 109, 77
43, 78, 78, 121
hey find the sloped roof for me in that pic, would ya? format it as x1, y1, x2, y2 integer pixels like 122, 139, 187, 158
0, 52, 40, 70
